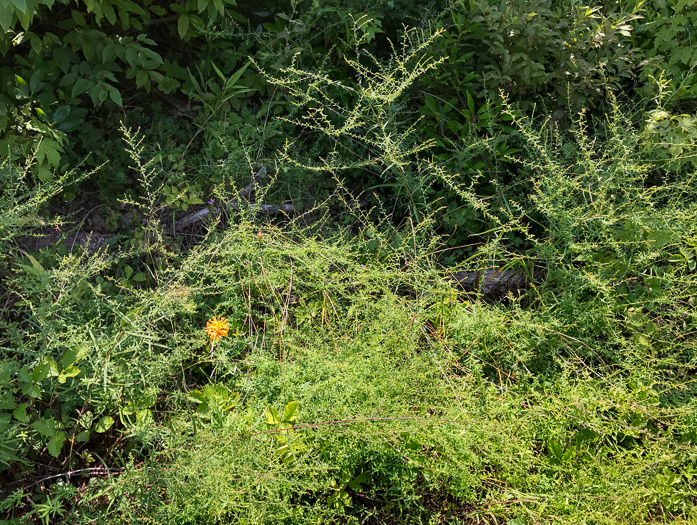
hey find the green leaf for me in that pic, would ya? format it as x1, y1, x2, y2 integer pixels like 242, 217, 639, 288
15, 6, 30, 30
178, 14, 190, 39
31, 419, 56, 437
211, 61, 226, 82
283, 400, 299, 423
29, 70, 42, 94
53, 47, 70, 73
36, 139, 62, 168
31, 363, 50, 382
41, 356, 60, 377
36, 165, 52, 183
76, 430, 90, 442
647, 230, 674, 248
187, 390, 206, 404
12, 0, 27, 15
71, 9, 86, 27
23, 252, 45, 275
47, 431, 67, 457
0, 394, 16, 410
13, 403, 29, 423
265, 407, 280, 425
213, 0, 224, 16
0, 6, 14, 32
95, 415, 114, 433
195, 402, 211, 418
204, 384, 230, 405
71, 78, 90, 99
548, 438, 563, 460
136, 69, 149, 88
18, 366, 31, 383
104, 6, 116, 25
225, 60, 250, 89
62, 347, 83, 368
132, 272, 146, 282
197, 0, 209, 12
58, 365, 80, 383
22, 382, 41, 398
108, 87, 123, 106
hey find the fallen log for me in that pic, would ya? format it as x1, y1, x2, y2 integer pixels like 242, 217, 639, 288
448, 267, 542, 298
163, 166, 295, 235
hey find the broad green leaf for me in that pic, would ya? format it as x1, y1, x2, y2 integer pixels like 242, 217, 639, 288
213, 0, 224, 16
52, 104, 71, 123
125, 46, 138, 66
12, 0, 27, 15
13, 403, 29, 423
31, 362, 50, 382
195, 403, 211, 418
0, 394, 16, 410
187, 390, 206, 404
548, 438, 563, 460
76, 430, 90, 442
197, 0, 209, 12
0, 6, 14, 32
18, 366, 31, 383
204, 384, 229, 404
21, 381, 41, 398
647, 230, 674, 248
31, 419, 56, 437
62, 347, 84, 368
58, 365, 80, 383
178, 14, 190, 39
35, 165, 52, 183
283, 400, 299, 423
108, 87, 123, 106
104, 6, 116, 25
15, 7, 30, 30
29, 69, 42, 94
37, 140, 62, 168
265, 406, 280, 425
47, 431, 67, 457
39, 356, 60, 377
72, 78, 89, 99
71, 9, 86, 27
102, 43, 117, 63
95, 415, 114, 433
136, 69, 149, 88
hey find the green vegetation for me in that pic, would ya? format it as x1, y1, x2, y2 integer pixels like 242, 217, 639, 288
1, 1, 696, 523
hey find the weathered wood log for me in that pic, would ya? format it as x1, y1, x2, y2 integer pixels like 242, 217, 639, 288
448, 267, 541, 298
162, 166, 296, 235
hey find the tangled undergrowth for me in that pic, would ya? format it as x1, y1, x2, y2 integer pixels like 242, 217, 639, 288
1, 97, 697, 524
1, 16, 697, 523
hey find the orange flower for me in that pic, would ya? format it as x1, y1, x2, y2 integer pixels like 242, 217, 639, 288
205, 316, 229, 342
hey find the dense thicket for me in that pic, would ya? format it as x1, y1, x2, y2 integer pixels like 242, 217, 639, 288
1, 1, 696, 523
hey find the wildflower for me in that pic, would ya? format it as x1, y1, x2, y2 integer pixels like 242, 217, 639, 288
208, 198, 215, 205
205, 316, 229, 342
